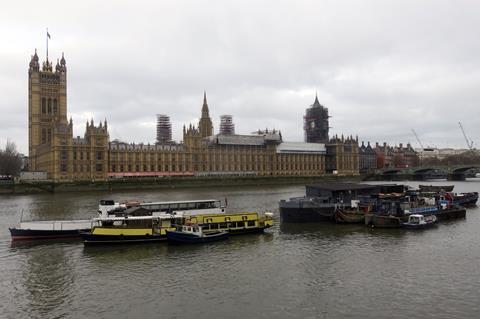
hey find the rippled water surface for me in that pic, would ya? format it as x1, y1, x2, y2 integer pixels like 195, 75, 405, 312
1, 180, 480, 319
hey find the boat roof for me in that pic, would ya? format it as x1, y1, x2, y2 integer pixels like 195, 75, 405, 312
93, 215, 172, 221
306, 183, 380, 191
140, 199, 220, 206
409, 214, 424, 218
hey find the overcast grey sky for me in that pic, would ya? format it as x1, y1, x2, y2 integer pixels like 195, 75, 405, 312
1, 0, 479, 154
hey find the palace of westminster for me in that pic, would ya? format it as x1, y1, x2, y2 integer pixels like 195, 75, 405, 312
27, 49, 359, 181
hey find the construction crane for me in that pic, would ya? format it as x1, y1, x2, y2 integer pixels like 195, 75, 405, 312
411, 129, 424, 149
458, 122, 474, 150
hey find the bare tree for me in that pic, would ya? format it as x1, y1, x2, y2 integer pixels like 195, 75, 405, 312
0, 140, 22, 177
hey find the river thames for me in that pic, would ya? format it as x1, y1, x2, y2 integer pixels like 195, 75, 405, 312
0, 179, 479, 319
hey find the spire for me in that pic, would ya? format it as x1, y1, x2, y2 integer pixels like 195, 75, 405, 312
313, 92, 321, 107
29, 48, 40, 71
60, 52, 66, 66
201, 91, 210, 118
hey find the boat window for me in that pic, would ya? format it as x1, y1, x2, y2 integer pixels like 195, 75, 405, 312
187, 202, 196, 209
247, 221, 255, 227
178, 203, 188, 209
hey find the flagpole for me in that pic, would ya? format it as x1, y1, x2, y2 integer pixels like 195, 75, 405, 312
46, 28, 49, 61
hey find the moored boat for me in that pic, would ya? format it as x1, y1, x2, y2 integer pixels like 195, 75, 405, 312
9, 200, 125, 241
9, 220, 91, 240
166, 225, 229, 244
365, 214, 403, 228
446, 192, 478, 207
81, 199, 274, 245
402, 214, 437, 229
183, 211, 274, 235
279, 183, 407, 223
334, 208, 365, 224
80, 214, 179, 245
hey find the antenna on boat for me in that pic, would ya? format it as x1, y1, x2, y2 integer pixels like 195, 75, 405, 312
20, 209, 24, 223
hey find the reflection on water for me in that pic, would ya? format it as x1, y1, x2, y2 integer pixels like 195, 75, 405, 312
0, 181, 479, 318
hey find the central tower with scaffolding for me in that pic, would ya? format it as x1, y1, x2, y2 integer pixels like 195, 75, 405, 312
156, 114, 173, 144
304, 94, 330, 143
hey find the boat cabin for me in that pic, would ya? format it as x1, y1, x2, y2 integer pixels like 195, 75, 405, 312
140, 199, 224, 216
179, 225, 205, 236
407, 214, 426, 225
406, 214, 436, 225
91, 215, 181, 236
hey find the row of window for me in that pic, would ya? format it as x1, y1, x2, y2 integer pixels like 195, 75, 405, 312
41, 98, 58, 115
71, 164, 103, 172
73, 151, 103, 160
108, 161, 324, 173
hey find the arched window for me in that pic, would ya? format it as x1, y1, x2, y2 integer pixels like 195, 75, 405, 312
41, 98, 46, 114
47, 98, 52, 114
41, 129, 46, 143
53, 99, 58, 114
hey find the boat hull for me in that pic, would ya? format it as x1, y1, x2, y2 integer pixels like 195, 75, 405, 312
9, 228, 89, 241
433, 206, 466, 221
228, 227, 267, 235
334, 209, 365, 224
166, 231, 229, 244
452, 192, 478, 207
80, 232, 166, 245
365, 214, 403, 228
279, 206, 336, 223
402, 222, 436, 229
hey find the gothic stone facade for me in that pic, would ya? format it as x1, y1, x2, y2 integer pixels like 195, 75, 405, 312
27, 51, 357, 181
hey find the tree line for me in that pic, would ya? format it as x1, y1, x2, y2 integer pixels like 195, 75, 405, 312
421, 151, 480, 166
0, 140, 22, 177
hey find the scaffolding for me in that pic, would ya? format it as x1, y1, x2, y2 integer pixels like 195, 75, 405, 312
304, 103, 329, 143
156, 114, 172, 144
219, 115, 235, 135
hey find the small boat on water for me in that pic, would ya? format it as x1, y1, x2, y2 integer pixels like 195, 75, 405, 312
365, 214, 403, 228
446, 192, 478, 207
402, 214, 437, 229
334, 208, 365, 224
419, 185, 454, 192
166, 225, 229, 244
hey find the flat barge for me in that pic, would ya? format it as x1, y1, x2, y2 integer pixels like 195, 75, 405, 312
279, 183, 406, 223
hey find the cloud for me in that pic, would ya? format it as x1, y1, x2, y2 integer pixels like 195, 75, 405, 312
1, 0, 480, 153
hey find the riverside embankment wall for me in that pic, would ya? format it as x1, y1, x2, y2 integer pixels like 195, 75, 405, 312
0, 175, 363, 194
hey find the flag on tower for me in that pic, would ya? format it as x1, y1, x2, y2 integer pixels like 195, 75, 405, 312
47, 31, 51, 39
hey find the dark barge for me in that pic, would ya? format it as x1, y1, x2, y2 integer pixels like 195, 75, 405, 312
279, 183, 406, 223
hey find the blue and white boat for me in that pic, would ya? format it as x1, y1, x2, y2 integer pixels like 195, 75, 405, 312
166, 225, 229, 244
402, 214, 437, 229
